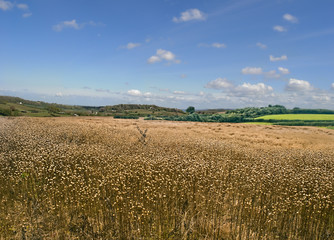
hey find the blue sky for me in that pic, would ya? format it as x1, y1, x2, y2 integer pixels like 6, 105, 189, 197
1, 0, 334, 109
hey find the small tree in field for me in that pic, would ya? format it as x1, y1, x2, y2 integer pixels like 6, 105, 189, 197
186, 106, 195, 114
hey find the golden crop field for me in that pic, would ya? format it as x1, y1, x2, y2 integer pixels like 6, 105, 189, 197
0, 117, 333, 239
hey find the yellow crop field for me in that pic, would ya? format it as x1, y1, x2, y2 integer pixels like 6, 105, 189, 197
0, 117, 333, 239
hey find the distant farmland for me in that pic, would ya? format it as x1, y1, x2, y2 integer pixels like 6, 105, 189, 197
256, 114, 334, 121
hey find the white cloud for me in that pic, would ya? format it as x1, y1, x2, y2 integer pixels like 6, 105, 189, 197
273, 25, 287, 32
331, 83, 334, 90
286, 78, 313, 91
22, 12, 32, 18
283, 13, 298, 23
16, 3, 28, 10
53, 20, 103, 32
157, 49, 175, 61
173, 9, 206, 23
312, 95, 331, 103
241, 67, 285, 79
0, 0, 13, 11
13, 3, 32, 17
126, 89, 152, 98
256, 42, 267, 49
147, 56, 161, 64
205, 77, 273, 97
127, 89, 142, 96
124, 42, 141, 49
147, 49, 180, 64
53, 19, 81, 31
143, 92, 152, 97
212, 43, 226, 48
265, 70, 280, 79
198, 43, 227, 48
173, 91, 186, 95
241, 67, 263, 75
235, 83, 273, 95
55, 92, 63, 97
95, 88, 110, 93
278, 67, 290, 74
180, 74, 187, 78
0, 1, 31, 16
270, 55, 288, 62
205, 78, 234, 90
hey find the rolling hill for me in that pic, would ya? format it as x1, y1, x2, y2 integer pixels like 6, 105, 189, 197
0, 95, 185, 117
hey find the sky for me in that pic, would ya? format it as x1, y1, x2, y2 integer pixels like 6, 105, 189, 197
1, 0, 334, 109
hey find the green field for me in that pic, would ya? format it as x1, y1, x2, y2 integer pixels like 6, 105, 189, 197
256, 114, 334, 120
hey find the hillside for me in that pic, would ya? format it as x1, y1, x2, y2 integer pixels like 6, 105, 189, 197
0, 95, 185, 117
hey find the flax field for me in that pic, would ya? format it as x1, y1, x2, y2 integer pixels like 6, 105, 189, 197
0, 117, 333, 239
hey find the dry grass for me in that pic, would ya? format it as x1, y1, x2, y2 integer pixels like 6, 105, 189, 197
0, 117, 333, 239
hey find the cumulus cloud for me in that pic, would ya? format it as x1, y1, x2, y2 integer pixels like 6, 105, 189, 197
55, 92, 63, 97
331, 83, 334, 90
241, 67, 282, 79
2, 2, 32, 17
147, 49, 180, 64
205, 77, 274, 97
127, 89, 152, 98
123, 42, 141, 49
198, 43, 227, 48
285, 78, 313, 91
53, 20, 103, 32
22, 12, 32, 18
53, 19, 81, 31
273, 25, 287, 32
283, 13, 298, 23
0, 1, 32, 17
95, 88, 110, 93
173, 9, 206, 23
173, 91, 186, 95
312, 95, 331, 103
278, 67, 290, 74
127, 89, 142, 96
143, 92, 152, 97
235, 83, 273, 95
156, 49, 175, 61
16, 3, 28, 10
265, 70, 280, 79
205, 78, 234, 90
256, 42, 267, 49
147, 56, 161, 64
0, 0, 13, 11
212, 43, 226, 48
270, 55, 288, 62
17, 3, 32, 17
241, 67, 263, 75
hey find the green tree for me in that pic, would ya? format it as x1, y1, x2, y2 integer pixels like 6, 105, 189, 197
186, 106, 195, 114
47, 104, 61, 113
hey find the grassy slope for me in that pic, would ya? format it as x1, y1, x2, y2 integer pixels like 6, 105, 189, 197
256, 114, 334, 120
0, 95, 185, 117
